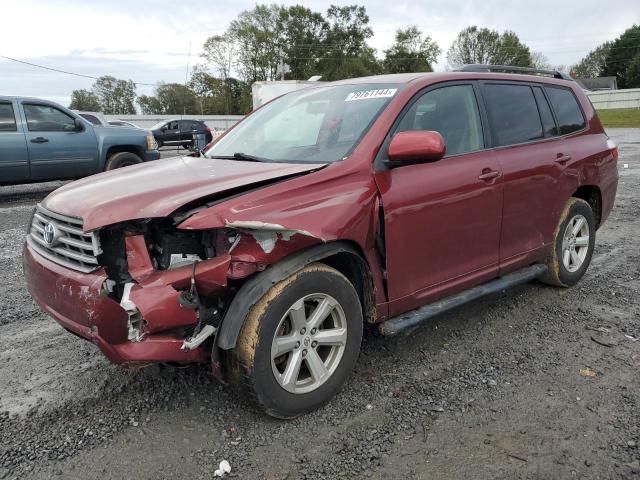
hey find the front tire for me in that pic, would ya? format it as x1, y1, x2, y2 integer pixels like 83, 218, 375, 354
540, 197, 596, 287
104, 152, 143, 170
232, 263, 363, 418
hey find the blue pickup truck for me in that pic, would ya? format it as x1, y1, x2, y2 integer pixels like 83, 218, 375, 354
0, 96, 160, 185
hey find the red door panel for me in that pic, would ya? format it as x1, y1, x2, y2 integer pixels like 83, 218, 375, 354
375, 149, 503, 314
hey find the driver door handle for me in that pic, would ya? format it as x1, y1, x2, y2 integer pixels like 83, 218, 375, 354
478, 169, 501, 181
555, 153, 571, 164
30, 137, 49, 144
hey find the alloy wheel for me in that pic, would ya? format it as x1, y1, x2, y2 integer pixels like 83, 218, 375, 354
270, 293, 348, 394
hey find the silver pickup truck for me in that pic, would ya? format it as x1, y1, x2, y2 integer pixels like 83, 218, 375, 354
0, 96, 160, 185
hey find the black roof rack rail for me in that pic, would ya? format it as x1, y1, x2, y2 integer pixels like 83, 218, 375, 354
455, 64, 574, 81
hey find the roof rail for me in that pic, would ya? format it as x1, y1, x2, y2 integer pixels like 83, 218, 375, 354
455, 64, 574, 81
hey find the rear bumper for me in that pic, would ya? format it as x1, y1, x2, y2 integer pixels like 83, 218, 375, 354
23, 243, 208, 364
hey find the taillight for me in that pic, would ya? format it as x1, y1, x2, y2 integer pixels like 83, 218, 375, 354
606, 138, 618, 161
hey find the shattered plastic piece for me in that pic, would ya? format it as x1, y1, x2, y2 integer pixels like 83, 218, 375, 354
214, 460, 231, 477
579, 368, 597, 378
181, 324, 217, 351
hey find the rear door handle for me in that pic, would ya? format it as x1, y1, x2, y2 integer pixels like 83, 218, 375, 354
555, 153, 571, 164
478, 170, 501, 181
30, 137, 49, 144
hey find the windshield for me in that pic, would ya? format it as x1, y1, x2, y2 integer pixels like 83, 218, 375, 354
205, 83, 400, 163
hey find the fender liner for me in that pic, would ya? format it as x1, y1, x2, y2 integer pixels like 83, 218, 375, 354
217, 241, 364, 350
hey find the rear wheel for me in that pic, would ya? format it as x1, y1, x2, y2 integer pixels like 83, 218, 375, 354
232, 263, 363, 418
104, 151, 143, 170
540, 197, 596, 287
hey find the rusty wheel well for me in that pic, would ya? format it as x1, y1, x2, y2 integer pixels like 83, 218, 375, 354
319, 248, 377, 324
572, 185, 602, 228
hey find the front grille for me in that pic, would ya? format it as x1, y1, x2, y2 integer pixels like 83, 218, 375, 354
27, 205, 101, 273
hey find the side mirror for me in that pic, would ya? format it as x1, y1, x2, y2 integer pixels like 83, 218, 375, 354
385, 130, 446, 168
74, 118, 85, 132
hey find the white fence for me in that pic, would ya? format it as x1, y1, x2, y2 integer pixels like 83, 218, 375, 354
586, 89, 640, 110
104, 114, 244, 130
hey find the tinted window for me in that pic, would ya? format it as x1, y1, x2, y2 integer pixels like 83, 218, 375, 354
545, 86, 586, 134
24, 104, 76, 132
0, 103, 17, 132
532, 87, 558, 136
484, 84, 543, 146
396, 84, 484, 156
167, 121, 179, 130
80, 114, 101, 125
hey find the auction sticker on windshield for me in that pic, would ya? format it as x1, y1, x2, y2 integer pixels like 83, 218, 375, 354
345, 88, 397, 102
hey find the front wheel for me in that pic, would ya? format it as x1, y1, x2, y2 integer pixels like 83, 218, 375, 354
232, 263, 363, 418
104, 151, 143, 170
540, 197, 596, 287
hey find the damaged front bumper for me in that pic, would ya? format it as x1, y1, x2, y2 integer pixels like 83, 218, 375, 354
23, 242, 222, 364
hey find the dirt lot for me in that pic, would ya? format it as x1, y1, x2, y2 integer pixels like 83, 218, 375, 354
0, 129, 638, 480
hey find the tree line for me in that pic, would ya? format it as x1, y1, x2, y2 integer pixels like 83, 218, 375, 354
68, 5, 640, 115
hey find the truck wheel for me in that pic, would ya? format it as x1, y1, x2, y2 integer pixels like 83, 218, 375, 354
232, 263, 363, 419
540, 197, 596, 287
104, 152, 143, 171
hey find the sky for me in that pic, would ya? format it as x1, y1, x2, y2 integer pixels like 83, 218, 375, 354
1, 0, 638, 107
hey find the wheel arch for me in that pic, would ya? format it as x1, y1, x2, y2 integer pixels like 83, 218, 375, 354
216, 240, 375, 351
572, 185, 602, 228
105, 145, 145, 163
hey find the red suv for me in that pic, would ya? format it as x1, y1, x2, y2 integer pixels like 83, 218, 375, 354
24, 66, 618, 418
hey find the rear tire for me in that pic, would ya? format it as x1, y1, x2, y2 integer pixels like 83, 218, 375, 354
540, 197, 596, 287
104, 152, 143, 170
232, 263, 363, 419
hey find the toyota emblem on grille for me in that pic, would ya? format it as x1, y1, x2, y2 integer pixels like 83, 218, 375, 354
43, 222, 58, 246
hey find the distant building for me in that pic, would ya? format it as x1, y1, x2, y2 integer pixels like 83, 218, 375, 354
575, 76, 618, 91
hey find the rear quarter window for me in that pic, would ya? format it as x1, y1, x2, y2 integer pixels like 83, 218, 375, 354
483, 84, 543, 147
544, 86, 586, 135
0, 102, 17, 131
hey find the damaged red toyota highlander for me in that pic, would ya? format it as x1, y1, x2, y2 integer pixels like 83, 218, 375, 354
24, 66, 618, 418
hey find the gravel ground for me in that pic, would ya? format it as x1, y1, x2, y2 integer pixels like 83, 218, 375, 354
0, 129, 638, 480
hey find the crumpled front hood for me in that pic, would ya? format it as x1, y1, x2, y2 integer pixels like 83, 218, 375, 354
42, 156, 324, 231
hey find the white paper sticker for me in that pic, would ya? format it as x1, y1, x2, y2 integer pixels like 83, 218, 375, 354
345, 88, 397, 102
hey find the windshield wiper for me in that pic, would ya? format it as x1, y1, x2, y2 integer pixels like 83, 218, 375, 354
209, 152, 270, 162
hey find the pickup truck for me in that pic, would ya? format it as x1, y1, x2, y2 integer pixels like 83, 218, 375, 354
0, 96, 160, 185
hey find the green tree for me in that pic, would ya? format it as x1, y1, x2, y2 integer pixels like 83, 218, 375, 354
68, 89, 101, 111
602, 25, 640, 88
137, 83, 198, 115
571, 42, 611, 78
93, 76, 137, 114
626, 55, 640, 89
190, 69, 252, 115
447, 26, 532, 67
383, 26, 441, 73
278, 5, 328, 80
228, 4, 285, 82
201, 34, 236, 80
317, 5, 379, 81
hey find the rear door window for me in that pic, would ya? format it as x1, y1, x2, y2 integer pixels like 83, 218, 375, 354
23, 104, 76, 132
483, 84, 543, 147
544, 86, 586, 134
532, 87, 558, 137
0, 102, 17, 131
396, 84, 484, 156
